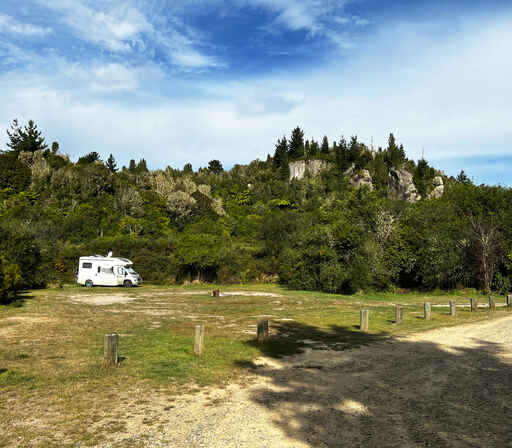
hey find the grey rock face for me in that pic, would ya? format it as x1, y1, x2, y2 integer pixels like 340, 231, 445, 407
428, 176, 444, 199
344, 164, 373, 190
289, 159, 329, 180
389, 167, 420, 202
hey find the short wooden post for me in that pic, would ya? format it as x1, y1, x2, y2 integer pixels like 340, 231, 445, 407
360, 310, 369, 332
395, 305, 403, 324
488, 296, 496, 312
424, 302, 431, 321
212, 289, 220, 297
194, 324, 205, 356
470, 298, 478, 312
449, 300, 456, 316
257, 318, 269, 342
507, 294, 512, 308
104, 333, 119, 365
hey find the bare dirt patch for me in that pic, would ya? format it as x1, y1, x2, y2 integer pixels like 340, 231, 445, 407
0, 316, 57, 338
69, 294, 139, 306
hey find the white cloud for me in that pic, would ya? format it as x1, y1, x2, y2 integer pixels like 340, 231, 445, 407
158, 30, 226, 69
36, 0, 224, 69
40, 0, 152, 52
0, 13, 52, 37
0, 10, 511, 184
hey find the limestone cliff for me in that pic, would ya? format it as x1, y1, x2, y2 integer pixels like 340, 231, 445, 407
289, 159, 330, 180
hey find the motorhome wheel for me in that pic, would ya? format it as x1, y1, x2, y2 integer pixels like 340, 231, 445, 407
85, 279, 93, 288
123, 280, 133, 288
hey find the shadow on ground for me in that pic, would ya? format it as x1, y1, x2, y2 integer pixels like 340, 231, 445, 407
239, 321, 512, 447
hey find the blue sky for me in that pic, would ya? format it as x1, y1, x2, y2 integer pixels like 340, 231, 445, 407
0, 0, 511, 185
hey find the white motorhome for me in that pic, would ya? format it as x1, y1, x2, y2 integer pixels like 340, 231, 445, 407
77, 254, 142, 287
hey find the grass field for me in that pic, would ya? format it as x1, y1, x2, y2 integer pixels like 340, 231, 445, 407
1, 284, 510, 447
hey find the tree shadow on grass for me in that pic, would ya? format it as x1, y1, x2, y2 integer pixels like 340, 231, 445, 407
237, 321, 512, 447
244, 321, 389, 358
0, 291, 35, 308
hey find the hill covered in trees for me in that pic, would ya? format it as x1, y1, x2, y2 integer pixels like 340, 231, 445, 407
1, 119, 511, 303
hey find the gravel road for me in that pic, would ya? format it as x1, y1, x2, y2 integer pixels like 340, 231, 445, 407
97, 315, 512, 448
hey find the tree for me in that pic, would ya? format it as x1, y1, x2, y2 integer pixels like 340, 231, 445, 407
335, 137, 348, 172
288, 126, 305, 159
385, 133, 406, 168
51, 141, 59, 154
136, 159, 149, 173
77, 151, 101, 165
0, 256, 22, 304
304, 140, 311, 161
183, 163, 193, 174
468, 215, 503, 294
208, 160, 224, 175
6, 119, 48, 154
273, 136, 288, 169
456, 170, 471, 185
321, 135, 329, 154
347, 135, 360, 164
128, 159, 137, 173
310, 139, 319, 157
413, 158, 435, 198
0, 152, 31, 192
106, 154, 118, 173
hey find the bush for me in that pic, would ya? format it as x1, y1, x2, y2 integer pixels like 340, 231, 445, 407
0, 256, 22, 304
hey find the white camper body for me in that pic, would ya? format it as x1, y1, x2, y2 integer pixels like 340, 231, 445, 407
77, 255, 142, 287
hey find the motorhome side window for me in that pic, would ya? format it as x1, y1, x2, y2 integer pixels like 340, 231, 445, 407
82, 262, 92, 269
117, 267, 124, 275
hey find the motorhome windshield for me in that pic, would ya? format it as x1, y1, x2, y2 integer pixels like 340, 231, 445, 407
125, 267, 138, 275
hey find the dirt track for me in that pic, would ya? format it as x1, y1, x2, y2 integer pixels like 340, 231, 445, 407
96, 315, 512, 448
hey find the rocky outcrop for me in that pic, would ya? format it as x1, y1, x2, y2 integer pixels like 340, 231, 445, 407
389, 167, 420, 202
289, 159, 330, 180
428, 176, 444, 199
344, 165, 373, 190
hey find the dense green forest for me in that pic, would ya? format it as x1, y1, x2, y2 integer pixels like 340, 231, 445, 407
1, 120, 511, 303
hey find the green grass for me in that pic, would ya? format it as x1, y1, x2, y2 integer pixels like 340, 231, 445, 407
0, 283, 510, 446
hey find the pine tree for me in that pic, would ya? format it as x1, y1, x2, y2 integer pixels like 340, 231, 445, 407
128, 159, 137, 173
304, 140, 311, 161
347, 135, 360, 164
385, 133, 406, 168
336, 136, 348, 172
310, 139, 319, 157
320, 135, 329, 154
136, 159, 148, 173
273, 136, 288, 169
106, 154, 117, 173
208, 159, 223, 174
51, 142, 59, 154
183, 163, 193, 174
6, 119, 48, 154
288, 127, 304, 159
77, 151, 101, 165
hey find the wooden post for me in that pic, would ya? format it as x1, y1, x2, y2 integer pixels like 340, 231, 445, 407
395, 305, 403, 324
360, 310, 369, 332
194, 324, 205, 356
470, 298, 478, 312
424, 302, 431, 321
257, 318, 269, 342
507, 294, 512, 308
104, 333, 119, 365
488, 296, 496, 312
212, 289, 220, 297
449, 300, 456, 316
